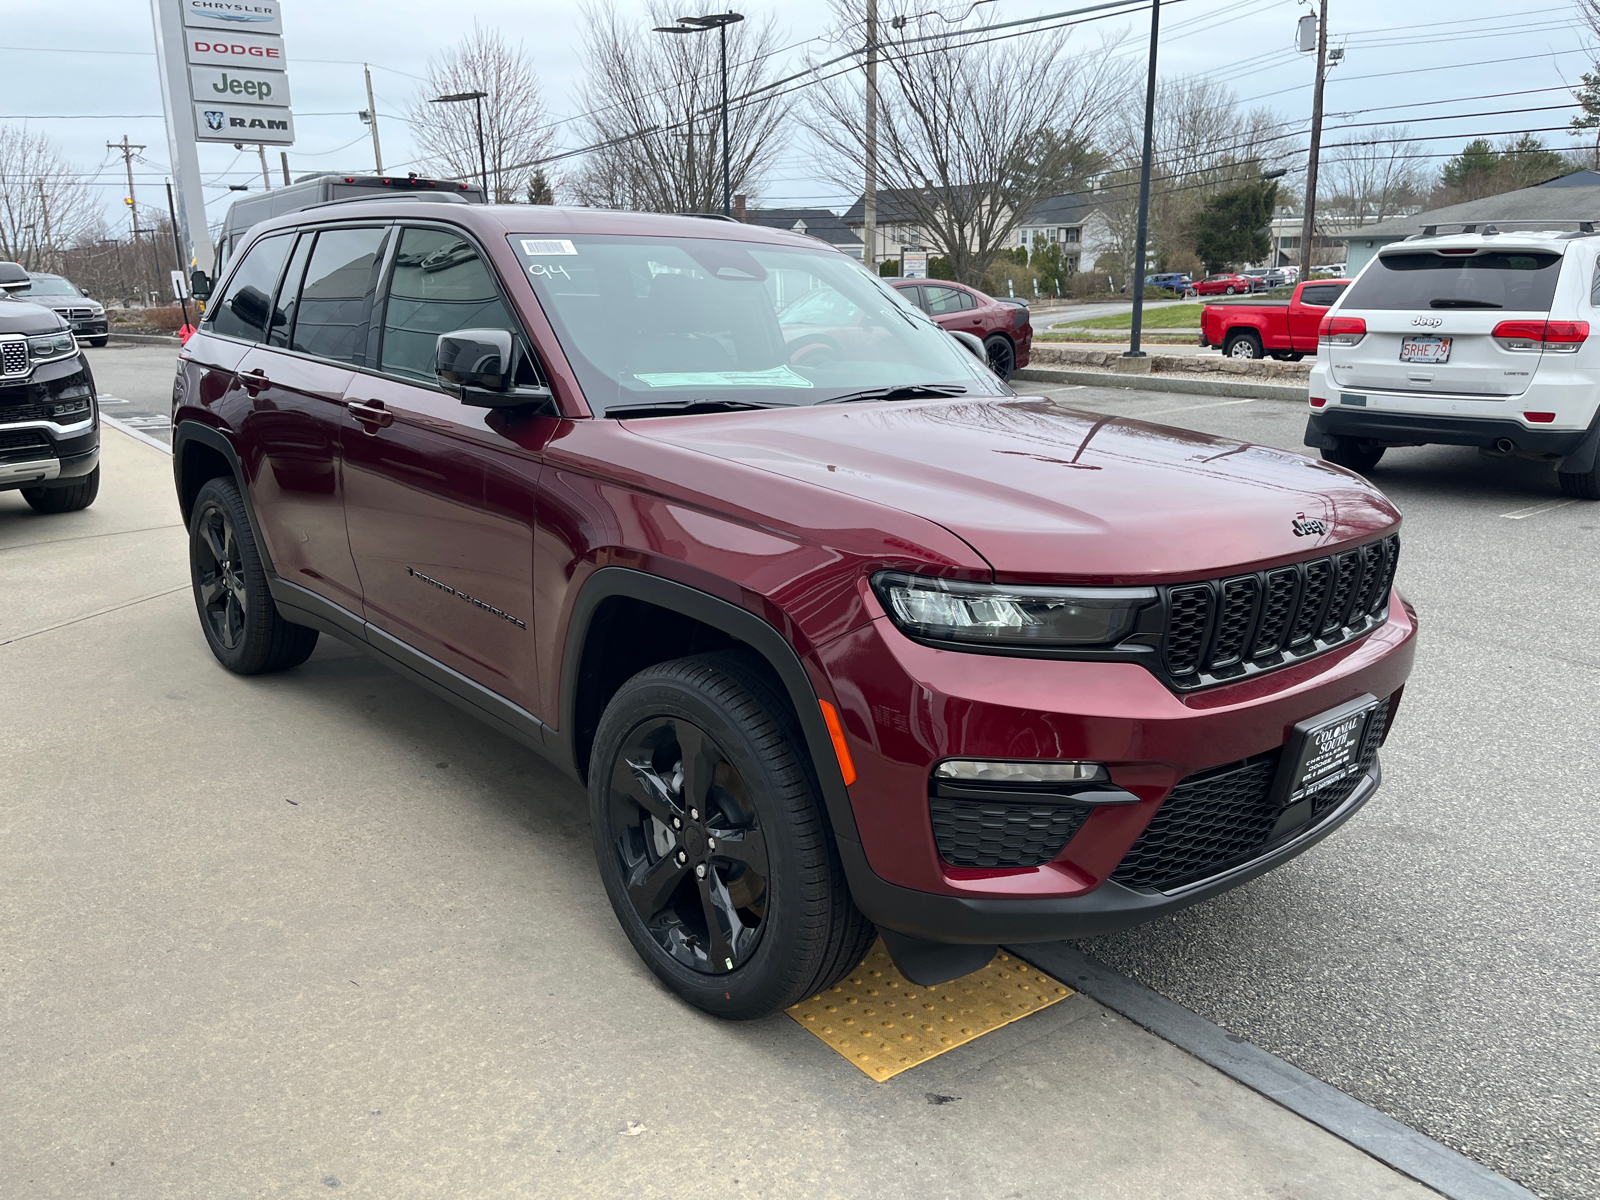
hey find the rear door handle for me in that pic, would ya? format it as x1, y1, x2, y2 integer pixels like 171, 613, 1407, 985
346, 399, 393, 429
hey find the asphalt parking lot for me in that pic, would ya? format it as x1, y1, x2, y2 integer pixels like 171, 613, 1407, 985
4, 343, 1593, 1197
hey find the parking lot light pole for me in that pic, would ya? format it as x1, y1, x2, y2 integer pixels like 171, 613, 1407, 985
654, 13, 745, 216
430, 90, 490, 199
1125, 0, 1160, 360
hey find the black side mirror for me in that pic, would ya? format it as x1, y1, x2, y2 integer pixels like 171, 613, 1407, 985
189, 269, 212, 301
436, 328, 552, 410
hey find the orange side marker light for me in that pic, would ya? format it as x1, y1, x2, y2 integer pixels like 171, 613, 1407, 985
819, 700, 857, 786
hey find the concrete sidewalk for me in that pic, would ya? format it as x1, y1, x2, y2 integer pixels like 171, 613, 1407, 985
1, 427, 1442, 1199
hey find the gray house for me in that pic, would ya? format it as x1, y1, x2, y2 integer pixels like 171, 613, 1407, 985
1339, 171, 1600, 275
741, 206, 862, 257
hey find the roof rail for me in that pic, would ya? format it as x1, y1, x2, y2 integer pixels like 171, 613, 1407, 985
306, 192, 472, 211
675, 212, 738, 222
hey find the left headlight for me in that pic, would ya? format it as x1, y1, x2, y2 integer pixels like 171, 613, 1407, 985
872, 571, 1156, 648
28, 333, 76, 359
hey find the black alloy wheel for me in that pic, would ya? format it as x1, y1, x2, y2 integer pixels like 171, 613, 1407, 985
188, 476, 318, 674
608, 715, 771, 975
589, 652, 876, 1018
985, 334, 1016, 380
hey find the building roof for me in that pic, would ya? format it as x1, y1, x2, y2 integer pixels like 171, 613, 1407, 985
1015, 192, 1098, 227
1339, 172, 1600, 241
743, 207, 860, 246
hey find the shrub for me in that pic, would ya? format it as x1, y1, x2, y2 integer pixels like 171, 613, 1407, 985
141, 304, 189, 331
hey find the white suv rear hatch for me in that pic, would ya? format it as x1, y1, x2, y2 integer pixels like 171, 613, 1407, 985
1333, 244, 1567, 399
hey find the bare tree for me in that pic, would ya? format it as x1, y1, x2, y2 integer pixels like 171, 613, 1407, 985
0, 126, 100, 271
406, 27, 558, 202
565, 1, 788, 213
1094, 76, 1292, 273
807, 0, 1128, 284
1321, 125, 1426, 225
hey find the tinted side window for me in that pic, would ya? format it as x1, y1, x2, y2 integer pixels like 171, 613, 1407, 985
379, 226, 515, 383
267, 233, 313, 348
291, 227, 389, 364
924, 285, 965, 316
1299, 283, 1346, 308
205, 232, 293, 342
956, 290, 977, 311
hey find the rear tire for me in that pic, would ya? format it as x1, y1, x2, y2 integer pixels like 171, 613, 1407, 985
1224, 331, 1264, 360
189, 476, 318, 674
1558, 464, 1600, 499
589, 652, 875, 1019
1322, 436, 1385, 475
22, 466, 99, 513
984, 334, 1016, 380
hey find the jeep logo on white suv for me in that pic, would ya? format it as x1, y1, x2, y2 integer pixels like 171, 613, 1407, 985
1411, 316, 1444, 328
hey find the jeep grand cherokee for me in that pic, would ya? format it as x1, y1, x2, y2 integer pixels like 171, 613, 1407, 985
170, 204, 1417, 1017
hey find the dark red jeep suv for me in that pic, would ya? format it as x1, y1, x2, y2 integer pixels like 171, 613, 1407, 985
171, 201, 1416, 1018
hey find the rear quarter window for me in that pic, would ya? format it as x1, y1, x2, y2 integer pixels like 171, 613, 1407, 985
1343, 250, 1563, 312
1299, 283, 1347, 307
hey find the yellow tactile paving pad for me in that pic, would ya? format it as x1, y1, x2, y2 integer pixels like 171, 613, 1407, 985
786, 941, 1072, 1081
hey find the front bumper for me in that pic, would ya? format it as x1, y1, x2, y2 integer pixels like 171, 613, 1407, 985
814, 593, 1416, 943
0, 356, 100, 490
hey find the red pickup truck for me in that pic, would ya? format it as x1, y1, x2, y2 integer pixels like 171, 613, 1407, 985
1200, 279, 1350, 361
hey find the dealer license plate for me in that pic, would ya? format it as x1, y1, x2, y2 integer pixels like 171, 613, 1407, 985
1399, 335, 1451, 364
1277, 695, 1380, 809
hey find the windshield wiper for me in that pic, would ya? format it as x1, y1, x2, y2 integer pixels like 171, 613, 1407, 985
819, 383, 969, 405
605, 398, 796, 419
1429, 298, 1502, 309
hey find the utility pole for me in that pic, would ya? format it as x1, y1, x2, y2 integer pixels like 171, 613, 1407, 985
36, 179, 54, 272
363, 65, 384, 173
257, 144, 272, 190
108, 135, 147, 240
1124, 0, 1161, 360
1299, 0, 1329, 280
281, 151, 291, 186
863, 0, 879, 273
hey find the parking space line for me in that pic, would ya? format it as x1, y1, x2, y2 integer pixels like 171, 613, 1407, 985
786, 941, 1071, 1081
1499, 499, 1576, 520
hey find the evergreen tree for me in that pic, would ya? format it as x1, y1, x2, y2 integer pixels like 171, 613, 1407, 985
1187, 180, 1277, 274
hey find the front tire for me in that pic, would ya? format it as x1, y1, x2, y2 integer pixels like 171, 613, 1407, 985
1224, 331, 1264, 360
984, 334, 1016, 380
1322, 436, 1385, 475
88, 336, 109, 347
22, 466, 99, 513
589, 652, 875, 1019
189, 476, 318, 673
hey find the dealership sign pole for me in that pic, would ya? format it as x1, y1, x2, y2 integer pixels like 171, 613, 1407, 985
151, 0, 296, 273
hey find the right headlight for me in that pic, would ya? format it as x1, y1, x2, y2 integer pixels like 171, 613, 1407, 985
872, 571, 1157, 648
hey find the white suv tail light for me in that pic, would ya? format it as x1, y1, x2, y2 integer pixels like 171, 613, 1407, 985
1491, 319, 1589, 353
1317, 314, 1366, 347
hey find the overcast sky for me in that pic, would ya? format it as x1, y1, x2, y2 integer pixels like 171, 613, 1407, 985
5, 0, 1591, 236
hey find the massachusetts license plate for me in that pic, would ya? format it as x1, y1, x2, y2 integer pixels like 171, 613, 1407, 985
1400, 335, 1451, 364
1279, 696, 1380, 808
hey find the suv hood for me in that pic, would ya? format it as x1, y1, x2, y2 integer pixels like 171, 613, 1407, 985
0, 298, 69, 335
628, 397, 1399, 584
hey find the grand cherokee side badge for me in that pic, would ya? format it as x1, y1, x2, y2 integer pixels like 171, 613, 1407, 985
406, 566, 527, 629
1292, 514, 1327, 537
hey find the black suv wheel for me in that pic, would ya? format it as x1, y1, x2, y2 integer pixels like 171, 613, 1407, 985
188, 476, 318, 673
589, 652, 875, 1019
22, 466, 99, 513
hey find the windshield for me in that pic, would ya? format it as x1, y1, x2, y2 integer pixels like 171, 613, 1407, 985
24, 276, 82, 297
506, 233, 1004, 414
1343, 250, 1563, 311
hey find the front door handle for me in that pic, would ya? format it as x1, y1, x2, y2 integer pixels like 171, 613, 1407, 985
347, 399, 393, 429
240, 367, 270, 394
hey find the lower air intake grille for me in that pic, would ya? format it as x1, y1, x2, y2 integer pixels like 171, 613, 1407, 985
0, 428, 50, 452
931, 794, 1093, 868
1110, 697, 1391, 892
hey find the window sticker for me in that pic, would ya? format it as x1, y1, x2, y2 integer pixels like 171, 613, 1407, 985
631, 366, 816, 389
519, 239, 577, 256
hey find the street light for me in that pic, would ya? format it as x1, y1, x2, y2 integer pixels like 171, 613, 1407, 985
654, 12, 745, 217
430, 90, 490, 199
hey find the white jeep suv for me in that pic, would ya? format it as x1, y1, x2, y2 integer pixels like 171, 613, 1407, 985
1306, 230, 1600, 498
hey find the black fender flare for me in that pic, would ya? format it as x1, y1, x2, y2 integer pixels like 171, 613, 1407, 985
171, 420, 277, 573
556, 566, 863, 847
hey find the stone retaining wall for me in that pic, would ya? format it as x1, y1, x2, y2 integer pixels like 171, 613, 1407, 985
1030, 344, 1312, 383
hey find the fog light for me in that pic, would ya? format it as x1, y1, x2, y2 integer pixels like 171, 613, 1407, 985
935, 760, 1107, 784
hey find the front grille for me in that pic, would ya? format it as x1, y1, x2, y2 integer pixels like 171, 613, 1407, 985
0, 428, 51, 452
1160, 535, 1399, 690
66, 308, 93, 321
1, 341, 27, 378
931, 793, 1093, 868
1111, 697, 1392, 892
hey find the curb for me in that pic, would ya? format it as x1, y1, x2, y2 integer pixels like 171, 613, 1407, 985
1012, 944, 1539, 1200
105, 332, 182, 346
1014, 366, 1308, 403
